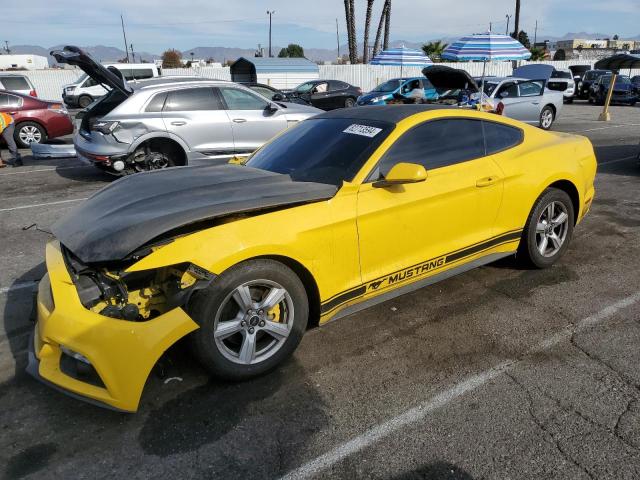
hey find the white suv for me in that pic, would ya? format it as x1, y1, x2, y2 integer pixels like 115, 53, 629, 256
548, 68, 576, 104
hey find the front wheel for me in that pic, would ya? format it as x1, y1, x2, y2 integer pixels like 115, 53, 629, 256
518, 188, 575, 269
539, 106, 555, 130
344, 97, 356, 108
189, 259, 309, 380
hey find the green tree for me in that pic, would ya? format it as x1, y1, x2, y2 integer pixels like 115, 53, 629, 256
277, 44, 305, 58
529, 47, 546, 61
553, 49, 566, 61
422, 40, 448, 62
161, 49, 183, 68
517, 31, 531, 49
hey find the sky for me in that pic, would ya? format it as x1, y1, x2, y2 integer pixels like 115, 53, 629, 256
3, 0, 640, 52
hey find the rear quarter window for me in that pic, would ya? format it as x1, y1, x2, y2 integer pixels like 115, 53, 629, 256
483, 121, 523, 155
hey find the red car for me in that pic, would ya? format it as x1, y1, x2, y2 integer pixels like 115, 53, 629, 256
0, 89, 74, 148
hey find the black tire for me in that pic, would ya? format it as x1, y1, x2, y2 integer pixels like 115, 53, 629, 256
130, 142, 183, 172
78, 95, 93, 108
14, 121, 47, 148
564, 97, 573, 104
588, 96, 594, 104
518, 188, 575, 269
539, 106, 555, 130
344, 97, 356, 108
189, 259, 309, 380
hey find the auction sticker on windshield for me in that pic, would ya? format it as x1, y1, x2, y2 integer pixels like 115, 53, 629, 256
343, 124, 383, 137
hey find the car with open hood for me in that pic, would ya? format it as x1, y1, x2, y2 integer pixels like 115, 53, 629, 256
422, 66, 564, 130
357, 77, 438, 105
29, 105, 596, 412
50, 46, 322, 174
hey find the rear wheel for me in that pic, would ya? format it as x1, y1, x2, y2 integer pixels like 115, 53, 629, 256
15, 122, 47, 148
189, 259, 308, 380
518, 188, 575, 269
129, 140, 185, 173
539, 106, 555, 130
78, 95, 93, 108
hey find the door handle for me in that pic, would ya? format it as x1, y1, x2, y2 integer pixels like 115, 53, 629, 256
233, 118, 247, 123
170, 121, 187, 126
532, 101, 540, 105
476, 176, 500, 187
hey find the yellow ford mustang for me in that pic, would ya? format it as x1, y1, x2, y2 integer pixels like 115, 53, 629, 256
29, 105, 596, 412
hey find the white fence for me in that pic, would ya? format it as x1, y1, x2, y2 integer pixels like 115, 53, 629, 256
16, 60, 640, 102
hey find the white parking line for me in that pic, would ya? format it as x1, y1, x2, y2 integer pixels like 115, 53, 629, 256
0, 165, 91, 176
0, 198, 87, 213
0, 281, 38, 295
599, 155, 638, 166
279, 292, 640, 480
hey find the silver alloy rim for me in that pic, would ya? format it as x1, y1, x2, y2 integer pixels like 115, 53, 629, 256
541, 109, 553, 129
536, 201, 569, 257
213, 279, 293, 365
19, 126, 42, 144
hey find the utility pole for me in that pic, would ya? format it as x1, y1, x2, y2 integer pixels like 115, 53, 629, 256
267, 10, 275, 57
3, 41, 10, 54
336, 18, 340, 60
513, 0, 521, 39
505, 15, 512, 36
534, 20, 538, 45
130, 43, 135, 63
489, 22, 492, 32
120, 15, 130, 63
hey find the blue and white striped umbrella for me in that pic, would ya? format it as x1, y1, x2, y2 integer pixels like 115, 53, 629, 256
442, 32, 531, 61
370, 46, 433, 67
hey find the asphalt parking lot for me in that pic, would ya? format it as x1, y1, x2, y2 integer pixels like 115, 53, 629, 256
1, 103, 639, 480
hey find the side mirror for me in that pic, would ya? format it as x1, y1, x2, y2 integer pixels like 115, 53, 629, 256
272, 93, 284, 101
228, 155, 249, 165
373, 162, 427, 188
265, 103, 279, 114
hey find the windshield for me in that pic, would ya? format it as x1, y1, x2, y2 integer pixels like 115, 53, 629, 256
602, 76, 631, 86
245, 118, 394, 186
372, 79, 405, 92
295, 82, 316, 93
551, 71, 572, 79
585, 71, 608, 81
483, 82, 499, 96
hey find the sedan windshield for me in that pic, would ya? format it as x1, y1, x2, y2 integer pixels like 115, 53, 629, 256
295, 82, 316, 93
372, 79, 404, 92
602, 76, 631, 86
483, 82, 500, 96
245, 118, 394, 186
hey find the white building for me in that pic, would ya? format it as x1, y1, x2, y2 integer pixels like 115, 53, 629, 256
0, 54, 49, 70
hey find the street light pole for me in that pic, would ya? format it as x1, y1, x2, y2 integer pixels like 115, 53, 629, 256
267, 10, 275, 57
120, 14, 130, 63
505, 15, 512, 36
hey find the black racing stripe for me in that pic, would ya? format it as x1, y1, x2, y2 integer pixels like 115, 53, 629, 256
445, 230, 522, 263
321, 285, 366, 314
320, 229, 523, 315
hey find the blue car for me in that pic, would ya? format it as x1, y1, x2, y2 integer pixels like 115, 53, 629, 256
357, 77, 438, 105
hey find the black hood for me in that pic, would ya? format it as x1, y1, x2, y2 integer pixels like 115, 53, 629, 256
50, 46, 133, 96
422, 65, 479, 92
53, 165, 338, 263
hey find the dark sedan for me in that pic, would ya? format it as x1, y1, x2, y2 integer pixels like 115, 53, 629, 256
0, 90, 74, 148
589, 75, 637, 106
631, 76, 640, 95
242, 82, 308, 105
286, 80, 362, 110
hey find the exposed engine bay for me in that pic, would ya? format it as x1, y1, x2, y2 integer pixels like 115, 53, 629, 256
62, 245, 214, 321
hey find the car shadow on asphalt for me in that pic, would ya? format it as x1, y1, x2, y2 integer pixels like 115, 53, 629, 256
595, 145, 640, 177
390, 461, 476, 479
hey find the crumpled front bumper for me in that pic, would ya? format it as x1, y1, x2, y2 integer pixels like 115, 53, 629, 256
27, 241, 199, 412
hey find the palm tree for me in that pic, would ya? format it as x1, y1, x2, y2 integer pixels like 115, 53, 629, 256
372, 0, 389, 57
383, 0, 391, 50
362, 0, 375, 63
529, 47, 547, 61
343, 0, 353, 63
348, 0, 358, 63
421, 40, 448, 62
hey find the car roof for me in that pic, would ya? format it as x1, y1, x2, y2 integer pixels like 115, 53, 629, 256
316, 104, 453, 124
131, 77, 231, 91
0, 73, 28, 77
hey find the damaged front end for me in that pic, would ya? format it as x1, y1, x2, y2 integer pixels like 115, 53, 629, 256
28, 241, 208, 412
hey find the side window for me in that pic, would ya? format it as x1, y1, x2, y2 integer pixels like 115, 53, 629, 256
6, 94, 22, 108
519, 81, 543, 96
132, 69, 154, 79
483, 121, 523, 155
329, 81, 348, 90
145, 92, 167, 112
497, 82, 519, 98
219, 87, 269, 110
83, 77, 99, 88
372, 119, 485, 179
163, 88, 223, 111
0, 94, 8, 107
313, 82, 329, 93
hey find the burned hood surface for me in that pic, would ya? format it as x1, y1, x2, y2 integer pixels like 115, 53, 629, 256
53, 164, 338, 263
